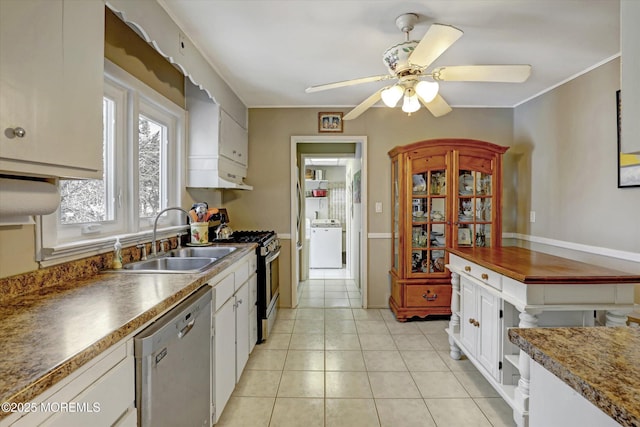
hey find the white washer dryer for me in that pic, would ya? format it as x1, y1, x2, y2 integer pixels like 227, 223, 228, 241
309, 219, 342, 268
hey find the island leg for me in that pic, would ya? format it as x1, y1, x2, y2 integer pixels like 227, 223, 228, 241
448, 271, 461, 360
513, 309, 541, 427
605, 309, 630, 327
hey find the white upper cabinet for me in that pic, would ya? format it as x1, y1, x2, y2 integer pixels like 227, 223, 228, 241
186, 81, 251, 190
0, 0, 104, 179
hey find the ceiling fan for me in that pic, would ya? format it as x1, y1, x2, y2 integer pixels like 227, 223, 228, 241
305, 13, 532, 120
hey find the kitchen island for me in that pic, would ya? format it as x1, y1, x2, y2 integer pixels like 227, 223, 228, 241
0, 243, 256, 426
446, 246, 639, 427
509, 327, 640, 427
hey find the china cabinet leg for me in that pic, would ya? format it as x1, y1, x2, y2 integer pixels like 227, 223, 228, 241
448, 272, 461, 359
605, 309, 630, 327
513, 309, 540, 427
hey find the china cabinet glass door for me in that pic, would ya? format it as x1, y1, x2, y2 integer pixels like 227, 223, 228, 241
409, 165, 448, 277
392, 158, 400, 273
455, 164, 494, 248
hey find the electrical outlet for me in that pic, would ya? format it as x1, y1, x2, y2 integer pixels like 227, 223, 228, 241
375, 202, 383, 213
530, 211, 536, 223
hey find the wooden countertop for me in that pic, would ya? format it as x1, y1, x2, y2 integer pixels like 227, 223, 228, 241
0, 244, 255, 418
509, 327, 640, 427
448, 246, 640, 284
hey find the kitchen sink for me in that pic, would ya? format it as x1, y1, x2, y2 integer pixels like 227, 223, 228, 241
121, 257, 217, 273
165, 246, 237, 258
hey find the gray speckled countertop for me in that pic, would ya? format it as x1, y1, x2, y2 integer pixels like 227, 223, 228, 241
509, 327, 640, 427
0, 244, 255, 418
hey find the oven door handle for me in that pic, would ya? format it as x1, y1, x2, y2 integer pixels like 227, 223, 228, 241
265, 248, 281, 264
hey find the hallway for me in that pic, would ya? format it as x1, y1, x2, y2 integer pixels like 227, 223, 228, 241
215, 281, 516, 427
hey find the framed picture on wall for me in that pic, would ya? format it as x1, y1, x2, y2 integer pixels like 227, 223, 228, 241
617, 90, 640, 188
318, 112, 343, 133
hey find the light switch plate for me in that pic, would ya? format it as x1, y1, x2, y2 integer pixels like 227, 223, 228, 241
530, 211, 536, 223
375, 202, 383, 213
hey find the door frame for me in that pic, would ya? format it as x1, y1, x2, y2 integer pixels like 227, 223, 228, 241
290, 135, 368, 308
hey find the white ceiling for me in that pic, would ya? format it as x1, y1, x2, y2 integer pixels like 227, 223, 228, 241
158, 0, 620, 110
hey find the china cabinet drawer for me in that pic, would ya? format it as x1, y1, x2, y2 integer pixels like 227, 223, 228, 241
449, 254, 501, 290
406, 285, 451, 308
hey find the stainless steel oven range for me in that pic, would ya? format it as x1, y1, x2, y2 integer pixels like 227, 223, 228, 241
213, 230, 280, 343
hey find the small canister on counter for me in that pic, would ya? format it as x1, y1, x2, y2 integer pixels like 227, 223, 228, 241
190, 222, 209, 244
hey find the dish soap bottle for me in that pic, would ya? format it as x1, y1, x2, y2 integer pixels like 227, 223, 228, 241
113, 237, 123, 269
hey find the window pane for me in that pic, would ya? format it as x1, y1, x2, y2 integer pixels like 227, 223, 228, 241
138, 115, 164, 219
59, 98, 112, 224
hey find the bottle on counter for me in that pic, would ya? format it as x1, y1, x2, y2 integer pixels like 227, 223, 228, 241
113, 237, 123, 269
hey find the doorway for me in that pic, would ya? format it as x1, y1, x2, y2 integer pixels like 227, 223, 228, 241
290, 136, 368, 309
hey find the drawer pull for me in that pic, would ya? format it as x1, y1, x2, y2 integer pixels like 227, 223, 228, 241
422, 291, 438, 301
464, 266, 471, 272
481, 273, 489, 280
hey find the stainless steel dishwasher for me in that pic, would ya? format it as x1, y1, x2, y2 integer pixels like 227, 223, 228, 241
135, 285, 212, 427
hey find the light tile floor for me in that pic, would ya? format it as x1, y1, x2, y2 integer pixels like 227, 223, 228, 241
216, 279, 516, 427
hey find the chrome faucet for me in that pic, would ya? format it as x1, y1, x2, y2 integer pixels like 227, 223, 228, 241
152, 207, 191, 257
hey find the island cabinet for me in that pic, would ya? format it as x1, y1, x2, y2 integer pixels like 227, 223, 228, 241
446, 246, 639, 427
388, 139, 508, 321
0, 0, 104, 179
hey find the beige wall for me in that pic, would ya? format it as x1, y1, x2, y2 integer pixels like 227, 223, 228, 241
225, 107, 514, 307
514, 57, 639, 254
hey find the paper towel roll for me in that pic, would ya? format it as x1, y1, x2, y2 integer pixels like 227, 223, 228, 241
0, 178, 60, 217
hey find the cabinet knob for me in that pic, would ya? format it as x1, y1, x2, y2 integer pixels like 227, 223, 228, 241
9, 127, 26, 138
468, 318, 476, 324
481, 273, 489, 280
474, 320, 480, 327
464, 266, 471, 272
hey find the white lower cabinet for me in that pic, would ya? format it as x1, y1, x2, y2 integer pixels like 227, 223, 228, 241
8, 341, 134, 427
529, 361, 619, 427
459, 277, 501, 380
212, 253, 256, 424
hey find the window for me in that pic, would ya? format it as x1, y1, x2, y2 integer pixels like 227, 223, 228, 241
39, 61, 185, 261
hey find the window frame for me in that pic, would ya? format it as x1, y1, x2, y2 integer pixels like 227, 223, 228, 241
37, 60, 186, 265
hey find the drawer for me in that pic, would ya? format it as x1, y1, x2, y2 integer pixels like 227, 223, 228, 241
449, 255, 501, 290
406, 285, 452, 308
215, 273, 235, 311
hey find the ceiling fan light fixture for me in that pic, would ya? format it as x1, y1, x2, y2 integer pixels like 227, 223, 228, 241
401, 88, 420, 114
415, 80, 439, 103
381, 84, 404, 107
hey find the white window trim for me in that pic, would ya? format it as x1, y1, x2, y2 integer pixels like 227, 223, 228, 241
37, 60, 186, 266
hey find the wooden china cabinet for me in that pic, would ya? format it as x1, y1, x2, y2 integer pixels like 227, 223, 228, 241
389, 139, 508, 321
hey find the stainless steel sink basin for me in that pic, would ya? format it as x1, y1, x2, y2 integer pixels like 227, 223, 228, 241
121, 257, 217, 273
165, 246, 237, 258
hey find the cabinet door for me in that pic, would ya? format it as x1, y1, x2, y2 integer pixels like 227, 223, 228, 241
214, 297, 236, 423
477, 287, 500, 379
459, 278, 477, 352
219, 109, 248, 166
235, 282, 250, 382
407, 150, 450, 278
455, 151, 498, 248
0, 0, 103, 178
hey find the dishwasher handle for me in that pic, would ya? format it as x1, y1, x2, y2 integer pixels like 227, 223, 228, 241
178, 319, 195, 339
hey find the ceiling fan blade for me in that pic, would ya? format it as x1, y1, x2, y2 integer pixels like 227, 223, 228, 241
343, 89, 383, 120
419, 93, 452, 118
432, 65, 532, 82
305, 75, 393, 93
409, 23, 463, 69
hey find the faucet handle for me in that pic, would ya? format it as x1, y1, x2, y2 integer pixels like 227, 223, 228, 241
136, 243, 148, 261
159, 239, 169, 254
176, 232, 187, 249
